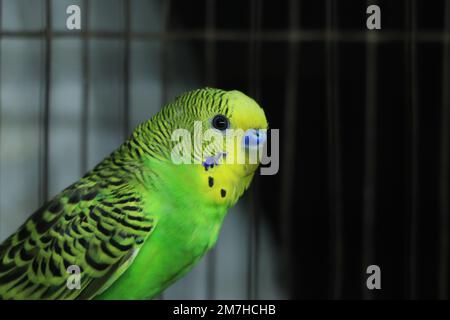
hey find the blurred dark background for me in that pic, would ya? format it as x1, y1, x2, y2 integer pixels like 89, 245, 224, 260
0, 0, 449, 300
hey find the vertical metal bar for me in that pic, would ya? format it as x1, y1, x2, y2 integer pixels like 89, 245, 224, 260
0, 0, 3, 238
280, 0, 300, 299
205, 0, 216, 87
404, 0, 419, 299
158, 0, 171, 300
161, 0, 171, 106
247, 0, 262, 300
326, 0, 343, 300
248, 0, 262, 99
439, 0, 450, 301
81, 0, 89, 174
205, 0, 217, 300
362, 0, 378, 300
247, 0, 255, 300
123, 0, 131, 139
41, 0, 52, 203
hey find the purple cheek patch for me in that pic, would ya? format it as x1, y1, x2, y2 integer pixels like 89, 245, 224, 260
202, 152, 227, 171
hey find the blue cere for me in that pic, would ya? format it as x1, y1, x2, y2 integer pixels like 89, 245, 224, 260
243, 129, 267, 149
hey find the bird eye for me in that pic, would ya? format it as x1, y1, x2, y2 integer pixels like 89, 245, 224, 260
212, 115, 229, 131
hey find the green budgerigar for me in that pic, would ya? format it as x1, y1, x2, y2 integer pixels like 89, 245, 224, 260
0, 88, 268, 299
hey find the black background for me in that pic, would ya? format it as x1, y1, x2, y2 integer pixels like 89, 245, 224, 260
169, 0, 449, 299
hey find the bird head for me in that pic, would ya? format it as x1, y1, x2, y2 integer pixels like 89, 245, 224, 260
129, 88, 268, 205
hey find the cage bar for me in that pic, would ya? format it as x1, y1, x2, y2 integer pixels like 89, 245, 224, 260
123, 0, 131, 138
247, 0, 263, 300
279, 0, 300, 299
362, 0, 378, 300
325, 0, 343, 300
1, 29, 450, 43
205, 0, 216, 87
81, 0, 90, 175
41, 0, 52, 203
160, 0, 171, 106
404, 0, 419, 299
0, 0, 3, 237
158, 0, 172, 300
205, 0, 217, 300
439, 0, 450, 301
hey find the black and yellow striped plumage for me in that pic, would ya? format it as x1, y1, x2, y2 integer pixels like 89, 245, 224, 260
0, 152, 154, 299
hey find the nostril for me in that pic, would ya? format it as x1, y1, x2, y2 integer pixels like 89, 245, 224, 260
244, 135, 251, 146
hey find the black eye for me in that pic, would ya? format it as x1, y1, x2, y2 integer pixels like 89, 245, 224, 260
212, 115, 229, 131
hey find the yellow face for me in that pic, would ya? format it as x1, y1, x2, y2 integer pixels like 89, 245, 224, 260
221, 90, 268, 171
195, 90, 268, 207
194, 90, 268, 171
